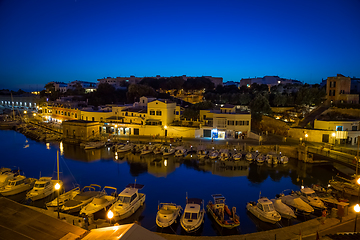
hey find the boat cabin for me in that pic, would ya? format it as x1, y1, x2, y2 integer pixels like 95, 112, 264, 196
257, 198, 276, 212
211, 194, 226, 208
7, 175, 26, 187
184, 198, 202, 221
300, 188, 317, 198
34, 177, 52, 189
117, 184, 144, 206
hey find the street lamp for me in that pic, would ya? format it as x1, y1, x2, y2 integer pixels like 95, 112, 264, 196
107, 210, 114, 225
332, 132, 336, 145
354, 204, 360, 232
54, 182, 61, 219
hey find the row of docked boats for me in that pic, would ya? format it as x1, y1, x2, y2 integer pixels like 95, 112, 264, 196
156, 194, 240, 233
111, 142, 289, 163
246, 187, 326, 224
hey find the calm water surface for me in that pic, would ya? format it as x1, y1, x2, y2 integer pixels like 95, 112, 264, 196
0, 130, 336, 236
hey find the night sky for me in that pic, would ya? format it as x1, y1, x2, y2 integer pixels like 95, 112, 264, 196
1, 0, 360, 91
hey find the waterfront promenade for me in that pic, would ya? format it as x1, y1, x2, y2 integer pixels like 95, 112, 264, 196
25, 200, 359, 239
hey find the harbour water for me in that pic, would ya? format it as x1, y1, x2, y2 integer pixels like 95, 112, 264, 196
0, 130, 336, 236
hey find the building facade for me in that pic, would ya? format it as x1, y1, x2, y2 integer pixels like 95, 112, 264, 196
326, 74, 359, 104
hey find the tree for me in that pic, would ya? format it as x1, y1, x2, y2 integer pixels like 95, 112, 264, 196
126, 84, 157, 103
44, 82, 55, 93
249, 94, 272, 121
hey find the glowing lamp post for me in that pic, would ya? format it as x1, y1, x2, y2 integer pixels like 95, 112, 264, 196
55, 182, 61, 219
107, 210, 114, 225
332, 132, 336, 145
354, 204, 360, 232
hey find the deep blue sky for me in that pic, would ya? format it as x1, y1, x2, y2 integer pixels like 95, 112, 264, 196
1, 0, 360, 91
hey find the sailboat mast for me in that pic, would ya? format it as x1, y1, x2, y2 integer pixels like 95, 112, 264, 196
57, 150, 60, 181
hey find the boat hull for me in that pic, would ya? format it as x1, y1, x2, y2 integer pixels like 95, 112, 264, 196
111, 194, 146, 220
206, 205, 240, 229
246, 203, 280, 224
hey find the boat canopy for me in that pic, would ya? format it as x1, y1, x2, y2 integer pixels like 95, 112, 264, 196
301, 188, 316, 195
126, 183, 144, 189
211, 194, 226, 204
187, 198, 203, 205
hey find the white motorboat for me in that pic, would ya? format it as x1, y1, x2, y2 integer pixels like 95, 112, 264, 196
296, 187, 325, 210
116, 143, 134, 153
180, 198, 205, 232
209, 149, 219, 160
80, 186, 118, 217
26, 177, 62, 201
84, 141, 106, 150
156, 202, 183, 228
246, 197, 281, 224
140, 144, 154, 155
108, 183, 146, 220
0, 175, 36, 196
219, 149, 229, 161
162, 145, 175, 156
279, 193, 314, 215
174, 146, 187, 157
61, 184, 103, 213
271, 198, 296, 219
46, 186, 81, 211
197, 146, 208, 159
245, 152, 254, 161
111, 142, 125, 152
153, 144, 163, 154
0, 169, 18, 188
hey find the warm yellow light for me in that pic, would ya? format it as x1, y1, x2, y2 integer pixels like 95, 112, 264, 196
354, 204, 360, 213
55, 182, 61, 190
115, 125, 117, 128
164, 159, 167, 167
301, 185, 304, 189
357, 178, 360, 185
33, 113, 36, 116
305, 134, 308, 138
332, 133, 336, 137
107, 210, 114, 219
164, 125, 167, 129
24, 111, 27, 114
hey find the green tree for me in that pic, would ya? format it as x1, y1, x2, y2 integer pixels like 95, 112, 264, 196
249, 94, 272, 121
126, 84, 157, 102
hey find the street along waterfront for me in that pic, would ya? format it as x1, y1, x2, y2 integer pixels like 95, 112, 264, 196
0, 130, 337, 236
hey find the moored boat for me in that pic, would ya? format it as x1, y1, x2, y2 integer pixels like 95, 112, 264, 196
246, 197, 281, 224
153, 144, 163, 154
0, 175, 36, 196
279, 193, 314, 215
26, 177, 62, 201
174, 146, 187, 157
296, 187, 326, 210
156, 202, 183, 228
83, 141, 106, 150
108, 183, 145, 220
46, 186, 81, 211
180, 198, 205, 232
140, 144, 154, 155
61, 184, 103, 213
162, 145, 175, 156
206, 194, 240, 229
271, 198, 296, 219
80, 186, 118, 217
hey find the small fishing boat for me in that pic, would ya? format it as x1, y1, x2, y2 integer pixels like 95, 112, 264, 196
162, 145, 175, 156
61, 184, 103, 213
232, 152, 242, 161
207, 194, 240, 229
296, 187, 325, 210
279, 193, 314, 215
26, 177, 62, 201
208, 149, 219, 160
280, 155, 289, 164
153, 144, 163, 154
219, 149, 229, 161
180, 198, 205, 232
174, 146, 187, 157
46, 186, 81, 211
0, 175, 36, 196
245, 152, 254, 161
197, 146, 208, 159
140, 144, 154, 155
256, 153, 265, 164
108, 183, 145, 220
83, 141, 106, 150
271, 198, 296, 219
116, 142, 134, 153
156, 202, 183, 228
246, 197, 281, 224
80, 186, 118, 217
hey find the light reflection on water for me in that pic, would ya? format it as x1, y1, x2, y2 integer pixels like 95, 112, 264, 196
0, 130, 336, 236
